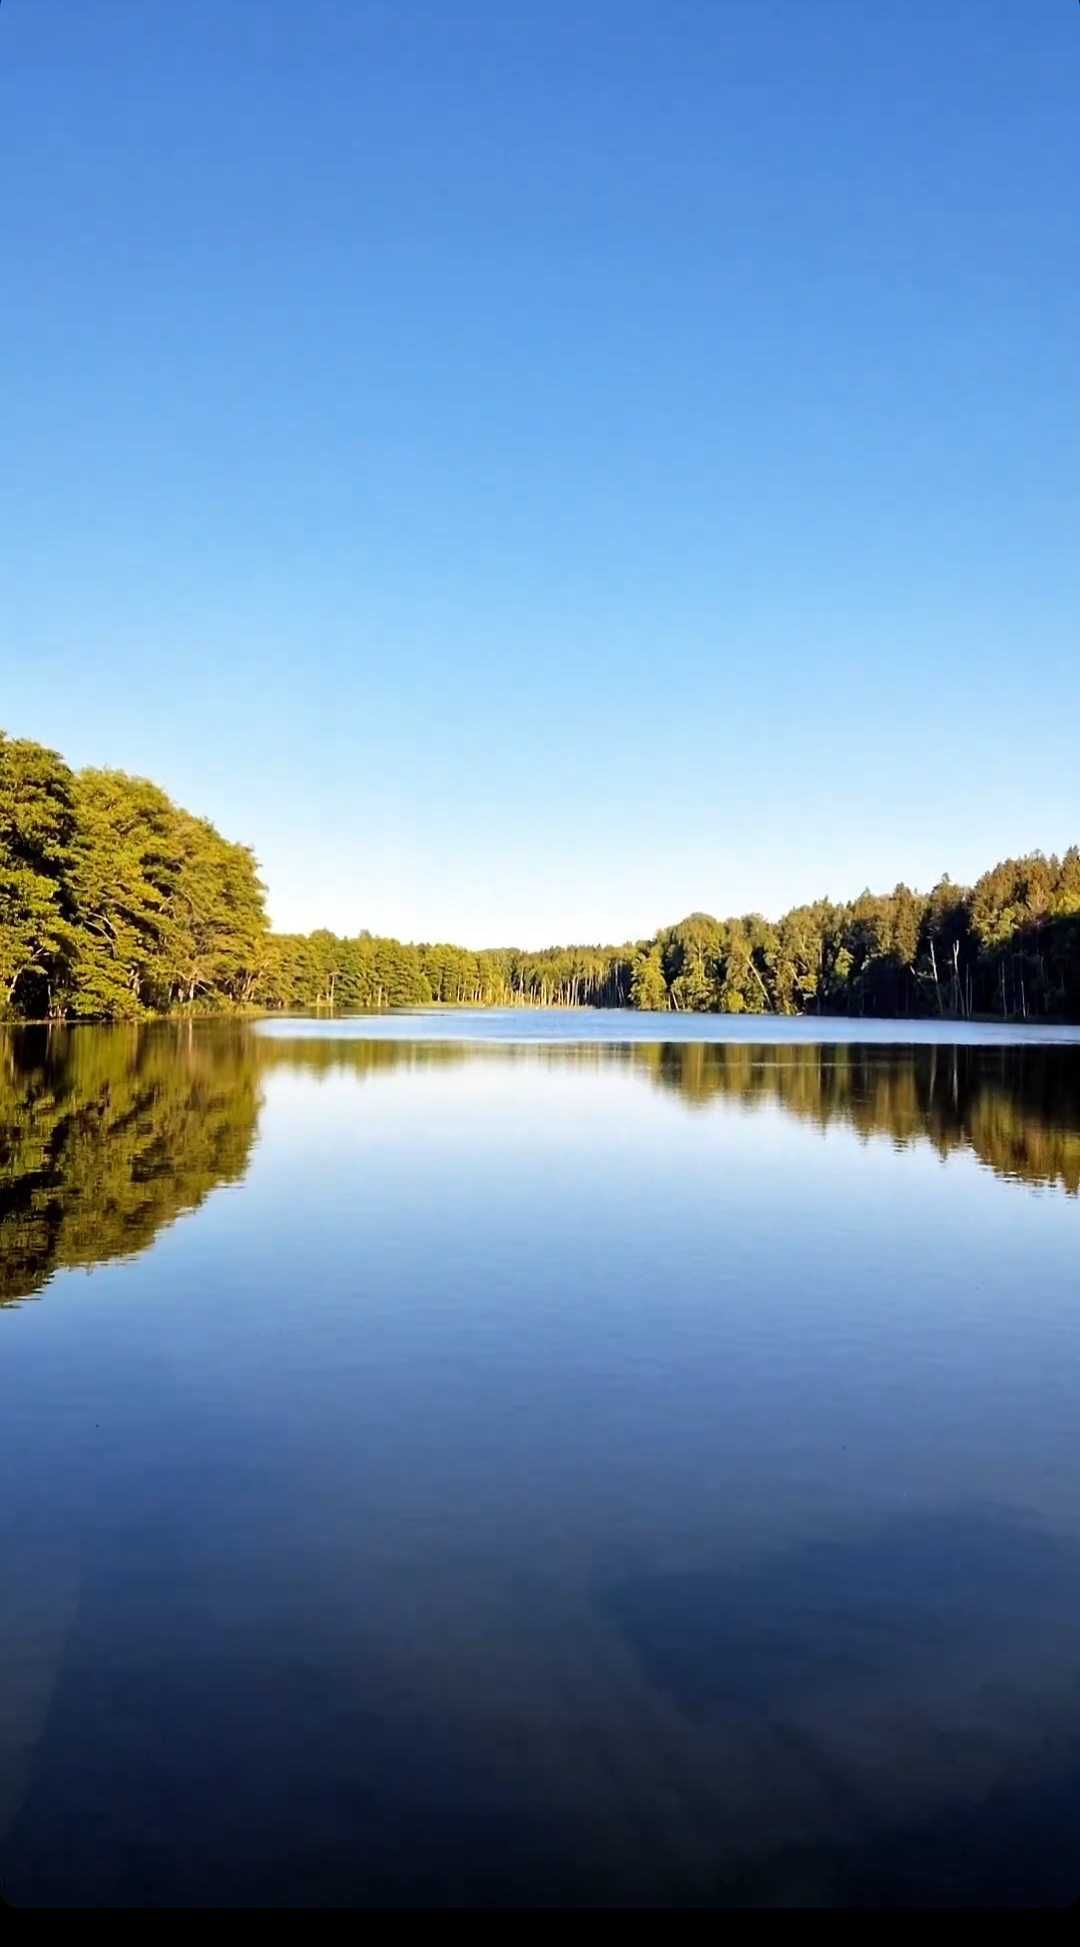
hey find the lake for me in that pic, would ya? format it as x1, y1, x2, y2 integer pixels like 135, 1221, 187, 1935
3, 1011, 1080, 1907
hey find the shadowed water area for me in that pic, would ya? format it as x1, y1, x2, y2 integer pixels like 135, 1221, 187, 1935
2, 1012, 1080, 1907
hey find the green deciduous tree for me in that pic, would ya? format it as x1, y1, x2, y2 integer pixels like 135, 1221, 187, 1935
0, 732, 79, 1014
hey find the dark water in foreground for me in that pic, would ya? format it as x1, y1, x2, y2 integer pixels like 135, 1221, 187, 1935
3, 1011, 1080, 1908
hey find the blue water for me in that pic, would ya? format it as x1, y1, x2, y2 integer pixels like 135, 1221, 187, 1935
2, 1015, 1080, 1906
258, 1004, 1080, 1044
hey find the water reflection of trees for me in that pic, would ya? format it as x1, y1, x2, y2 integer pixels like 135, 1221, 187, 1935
3, 1029, 1078, 1309
637, 1041, 1080, 1194
0, 1024, 260, 1306
266, 1036, 1080, 1194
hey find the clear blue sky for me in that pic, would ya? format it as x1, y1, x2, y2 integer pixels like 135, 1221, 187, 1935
3, 2, 1078, 946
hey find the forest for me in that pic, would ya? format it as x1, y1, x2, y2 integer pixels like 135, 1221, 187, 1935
3, 728, 1080, 1022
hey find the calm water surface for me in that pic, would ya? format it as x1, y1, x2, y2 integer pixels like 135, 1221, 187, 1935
3, 1012, 1080, 1907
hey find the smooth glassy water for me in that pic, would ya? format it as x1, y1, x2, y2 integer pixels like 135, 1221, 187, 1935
3, 1012, 1080, 1907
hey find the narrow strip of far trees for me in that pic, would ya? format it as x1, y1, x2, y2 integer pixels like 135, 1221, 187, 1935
3, 729, 1079, 1023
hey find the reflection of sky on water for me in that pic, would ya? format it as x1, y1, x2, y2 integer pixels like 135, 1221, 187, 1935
2, 1021, 1080, 1904
256, 1008, 1080, 1047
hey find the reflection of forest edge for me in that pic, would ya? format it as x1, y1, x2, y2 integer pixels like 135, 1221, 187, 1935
0, 1024, 260, 1307
2, 1027, 1078, 1307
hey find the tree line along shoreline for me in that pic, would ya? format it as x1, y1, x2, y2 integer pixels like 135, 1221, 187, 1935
3, 729, 1080, 1024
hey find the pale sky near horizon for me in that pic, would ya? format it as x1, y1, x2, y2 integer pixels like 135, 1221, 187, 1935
3, 2, 1079, 947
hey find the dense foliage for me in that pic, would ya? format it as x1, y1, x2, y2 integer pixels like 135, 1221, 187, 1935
0, 732, 265, 1019
3, 729, 1079, 1021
